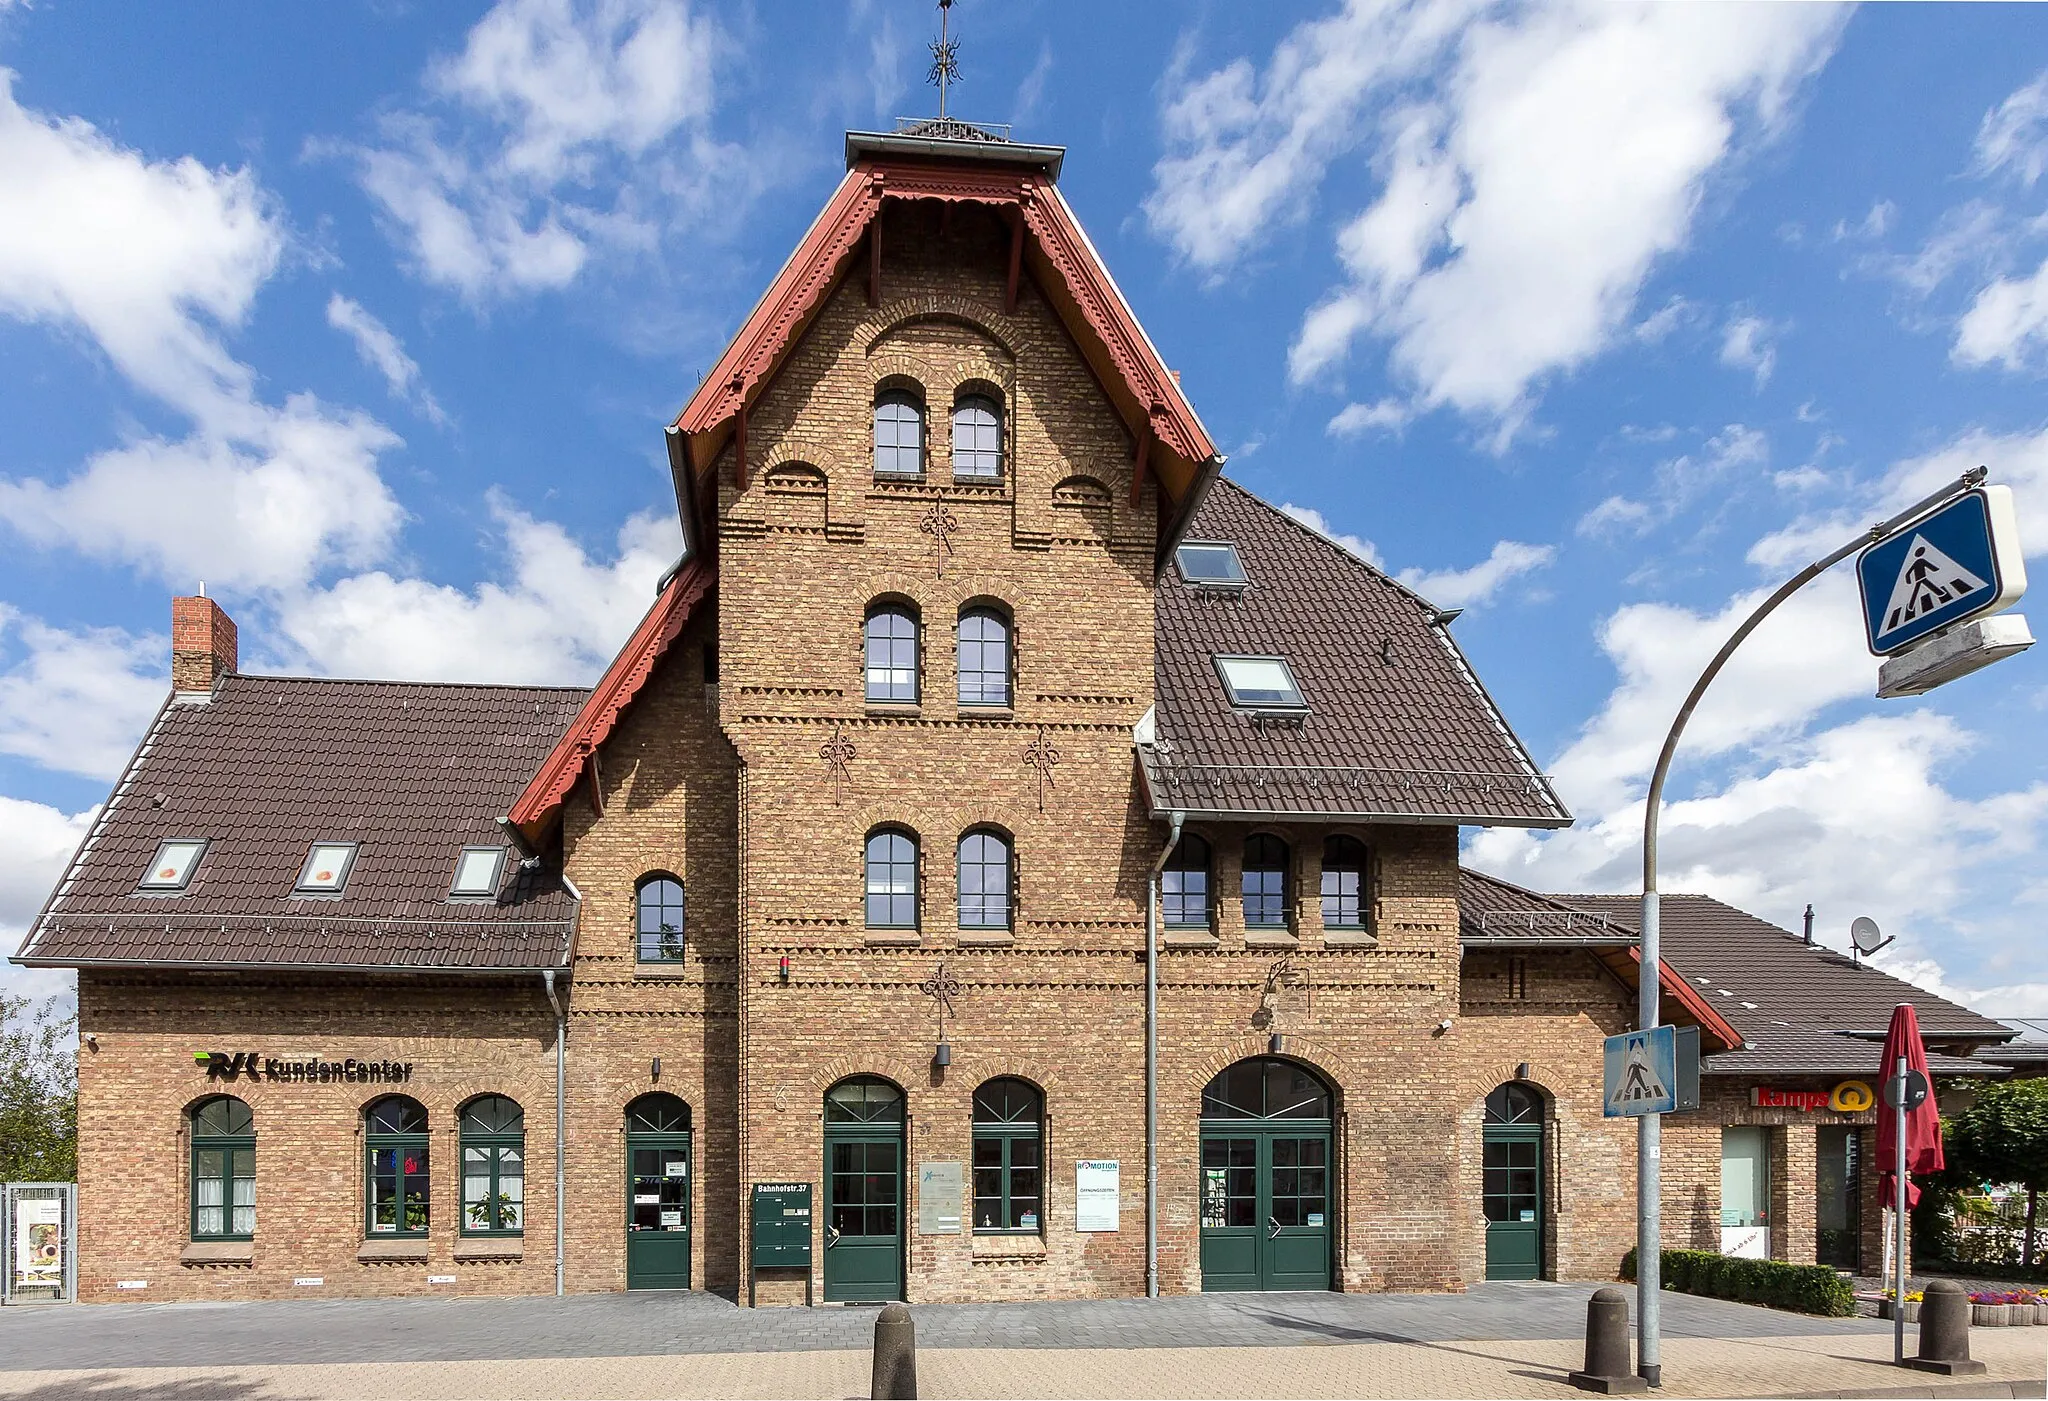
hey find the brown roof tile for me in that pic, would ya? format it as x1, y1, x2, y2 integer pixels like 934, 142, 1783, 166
15, 674, 587, 972
1143, 479, 1570, 826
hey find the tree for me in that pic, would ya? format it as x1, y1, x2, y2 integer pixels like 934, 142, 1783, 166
1946, 1078, 2048, 1269
0, 994, 77, 1182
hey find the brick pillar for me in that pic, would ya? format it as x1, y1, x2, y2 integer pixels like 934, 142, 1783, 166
1774, 1124, 1817, 1263
171, 595, 238, 694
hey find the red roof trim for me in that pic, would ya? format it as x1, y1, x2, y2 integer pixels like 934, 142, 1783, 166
1611, 947, 1745, 1052
509, 559, 714, 834
671, 157, 1214, 466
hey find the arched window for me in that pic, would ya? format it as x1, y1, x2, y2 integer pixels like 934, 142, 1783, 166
1163, 832, 1212, 930
1201, 1058, 1333, 1120
190, 1096, 254, 1241
958, 829, 1011, 930
626, 1093, 693, 1132
637, 875, 685, 962
951, 394, 1002, 478
957, 607, 1011, 706
865, 828, 918, 929
1485, 1082, 1543, 1125
825, 1076, 904, 1123
1242, 834, 1289, 928
365, 1095, 429, 1237
460, 1096, 525, 1236
972, 1078, 1042, 1233
873, 389, 925, 477
1320, 836, 1368, 930
864, 605, 919, 703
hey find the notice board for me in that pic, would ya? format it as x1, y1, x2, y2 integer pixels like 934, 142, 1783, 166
918, 1161, 963, 1234
1075, 1160, 1120, 1232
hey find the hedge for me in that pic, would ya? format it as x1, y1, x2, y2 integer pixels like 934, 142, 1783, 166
1620, 1247, 1855, 1317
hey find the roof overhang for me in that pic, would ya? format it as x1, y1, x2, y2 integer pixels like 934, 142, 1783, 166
1593, 946, 1745, 1053
15, 956, 571, 975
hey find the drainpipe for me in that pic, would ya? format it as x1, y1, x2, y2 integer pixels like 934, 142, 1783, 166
543, 968, 567, 1298
1145, 810, 1184, 1299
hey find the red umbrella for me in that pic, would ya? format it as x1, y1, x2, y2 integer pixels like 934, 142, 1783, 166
1876, 1001, 1943, 1209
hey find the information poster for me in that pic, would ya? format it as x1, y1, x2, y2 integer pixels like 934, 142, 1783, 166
1201, 1168, 1228, 1228
918, 1162, 963, 1235
12, 1197, 63, 1295
1075, 1160, 1120, 1232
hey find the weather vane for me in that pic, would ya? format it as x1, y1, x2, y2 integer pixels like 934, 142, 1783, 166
928, 0, 960, 119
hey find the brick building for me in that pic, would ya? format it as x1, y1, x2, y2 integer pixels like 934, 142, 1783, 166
15, 124, 2020, 1305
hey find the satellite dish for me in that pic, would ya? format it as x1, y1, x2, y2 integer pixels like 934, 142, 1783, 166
1850, 917, 1885, 954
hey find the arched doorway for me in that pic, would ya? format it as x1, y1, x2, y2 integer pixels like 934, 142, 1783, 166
1482, 1082, 1545, 1280
624, 1093, 692, 1290
1198, 1057, 1334, 1292
823, 1077, 905, 1302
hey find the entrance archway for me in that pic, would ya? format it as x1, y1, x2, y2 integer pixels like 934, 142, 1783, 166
1482, 1082, 1545, 1280
823, 1077, 905, 1302
1198, 1057, 1334, 1292
624, 1093, 693, 1289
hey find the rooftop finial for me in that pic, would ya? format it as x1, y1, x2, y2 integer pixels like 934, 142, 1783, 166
928, 0, 960, 119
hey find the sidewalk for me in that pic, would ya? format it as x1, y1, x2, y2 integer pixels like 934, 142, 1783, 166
0, 1329, 2039, 1400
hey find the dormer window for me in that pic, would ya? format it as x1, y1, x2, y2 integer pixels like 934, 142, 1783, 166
1214, 655, 1306, 710
449, 846, 507, 899
1176, 541, 1247, 588
295, 842, 359, 895
139, 838, 206, 892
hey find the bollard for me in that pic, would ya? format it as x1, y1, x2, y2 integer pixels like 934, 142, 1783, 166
871, 1301, 918, 1399
1568, 1287, 1648, 1393
1906, 1279, 1987, 1376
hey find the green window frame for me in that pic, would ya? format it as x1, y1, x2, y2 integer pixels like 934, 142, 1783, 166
971, 1078, 1043, 1235
189, 1096, 254, 1241
460, 1095, 525, 1236
365, 1095, 430, 1238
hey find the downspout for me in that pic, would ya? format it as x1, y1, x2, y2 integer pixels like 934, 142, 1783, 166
1145, 809, 1184, 1299
543, 967, 566, 1298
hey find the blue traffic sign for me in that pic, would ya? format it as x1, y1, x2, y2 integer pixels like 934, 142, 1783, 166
1857, 487, 2026, 656
1603, 1026, 1676, 1117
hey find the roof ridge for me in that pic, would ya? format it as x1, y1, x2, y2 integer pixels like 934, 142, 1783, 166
222, 673, 592, 695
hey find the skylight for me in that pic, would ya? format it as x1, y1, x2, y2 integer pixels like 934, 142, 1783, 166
295, 842, 358, 895
449, 846, 507, 898
1176, 541, 1247, 587
139, 838, 205, 892
1214, 655, 1306, 709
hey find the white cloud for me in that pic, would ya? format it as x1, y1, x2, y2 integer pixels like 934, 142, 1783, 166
1953, 256, 2048, 371
1575, 423, 1769, 538
345, 0, 730, 300
275, 497, 682, 684
0, 71, 407, 591
326, 294, 447, 424
1014, 41, 1054, 125
1632, 296, 1697, 344
1719, 312, 1779, 387
1398, 540, 1554, 609
0, 795, 91, 1004
1326, 397, 1411, 437
1147, 1, 1845, 430
1277, 502, 1382, 566
1975, 68, 2048, 187
0, 611, 165, 781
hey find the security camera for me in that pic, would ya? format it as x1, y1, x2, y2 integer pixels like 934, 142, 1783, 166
1437, 1018, 1454, 1033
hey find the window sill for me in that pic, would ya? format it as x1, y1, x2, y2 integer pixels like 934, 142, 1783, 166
957, 705, 1014, 721
865, 702, 922, 719
863, 931, 922, 948
1244, 932, 1298, 949
634, 963, 694, 978
1322, 930, 1378, 948
971, 1233, 1046, 1259
180, 1240, 253, 1265
956, 932, 1012, 947
357, 1238, 430, 1263
453, 1237, 524, 1262
1162, 930, 1219, 949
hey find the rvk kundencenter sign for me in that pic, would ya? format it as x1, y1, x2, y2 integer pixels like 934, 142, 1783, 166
1857, 486, 2026, 655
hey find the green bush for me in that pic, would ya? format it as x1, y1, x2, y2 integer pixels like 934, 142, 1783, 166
1619, 1247, 1855, 1317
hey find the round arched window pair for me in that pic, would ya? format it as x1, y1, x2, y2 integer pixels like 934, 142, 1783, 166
872, 392, 1002, 479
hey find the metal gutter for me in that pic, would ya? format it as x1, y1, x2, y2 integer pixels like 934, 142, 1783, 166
844, 130, 1065, 179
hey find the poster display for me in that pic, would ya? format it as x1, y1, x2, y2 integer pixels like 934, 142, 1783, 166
917, 1162, 963, 1235
1075, 1160, 1120, 1232
11, 1196, 63, 1297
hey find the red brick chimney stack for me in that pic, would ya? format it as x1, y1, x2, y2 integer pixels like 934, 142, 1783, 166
171, 593, 238, 694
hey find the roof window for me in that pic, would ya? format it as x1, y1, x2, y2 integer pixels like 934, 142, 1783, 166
1176, 541, 1247, 588
138, 838, 206, 892
449, 846, 507, 899
295, 842, 359, 895
1215, 655, 1306, 710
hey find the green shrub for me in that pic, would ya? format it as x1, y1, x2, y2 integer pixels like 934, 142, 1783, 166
1619, 1247, 1855, 1317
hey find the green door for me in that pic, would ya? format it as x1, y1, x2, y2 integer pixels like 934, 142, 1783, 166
624, 1094, 692, 1290
823, 1078, 905, 1303
1483, 1082, 1544, 1281
1198, 1058, 1334, 1293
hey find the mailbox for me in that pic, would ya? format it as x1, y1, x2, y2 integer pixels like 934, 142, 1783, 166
750, 1182, 813, 1268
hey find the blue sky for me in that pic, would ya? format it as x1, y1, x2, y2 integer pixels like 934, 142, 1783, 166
2, 1, 2046, 1015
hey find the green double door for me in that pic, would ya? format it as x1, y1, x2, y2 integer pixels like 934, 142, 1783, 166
1482, 1121, 1542, 1280
625, 1131, 692, 1289
823, 1128, 904, 1302
1198, 1129, 1333, 1291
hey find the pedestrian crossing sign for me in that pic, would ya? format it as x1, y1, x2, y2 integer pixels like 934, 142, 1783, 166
1857, 486, 2026, 656
1603, 1026, 1677, 1117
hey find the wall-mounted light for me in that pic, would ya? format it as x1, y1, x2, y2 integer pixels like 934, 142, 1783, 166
1516, 1061, 1530, 1082
1268, 1033, 1289, 1056
84, 1033, 98, 1052
932, 1038, 951, 1069
651, 1057, 661, 1082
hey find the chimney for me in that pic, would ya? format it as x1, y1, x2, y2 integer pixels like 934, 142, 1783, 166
1802, 903, 1814, 945
172, 594, 238, 694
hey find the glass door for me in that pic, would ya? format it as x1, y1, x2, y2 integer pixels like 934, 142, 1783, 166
1483, 1082, 1545, 1280
624, 1094, 693, 1291
1816, 1126, 1860, 1270
822, 1078, 905, 1302
1197, 1058, 1334, 1292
